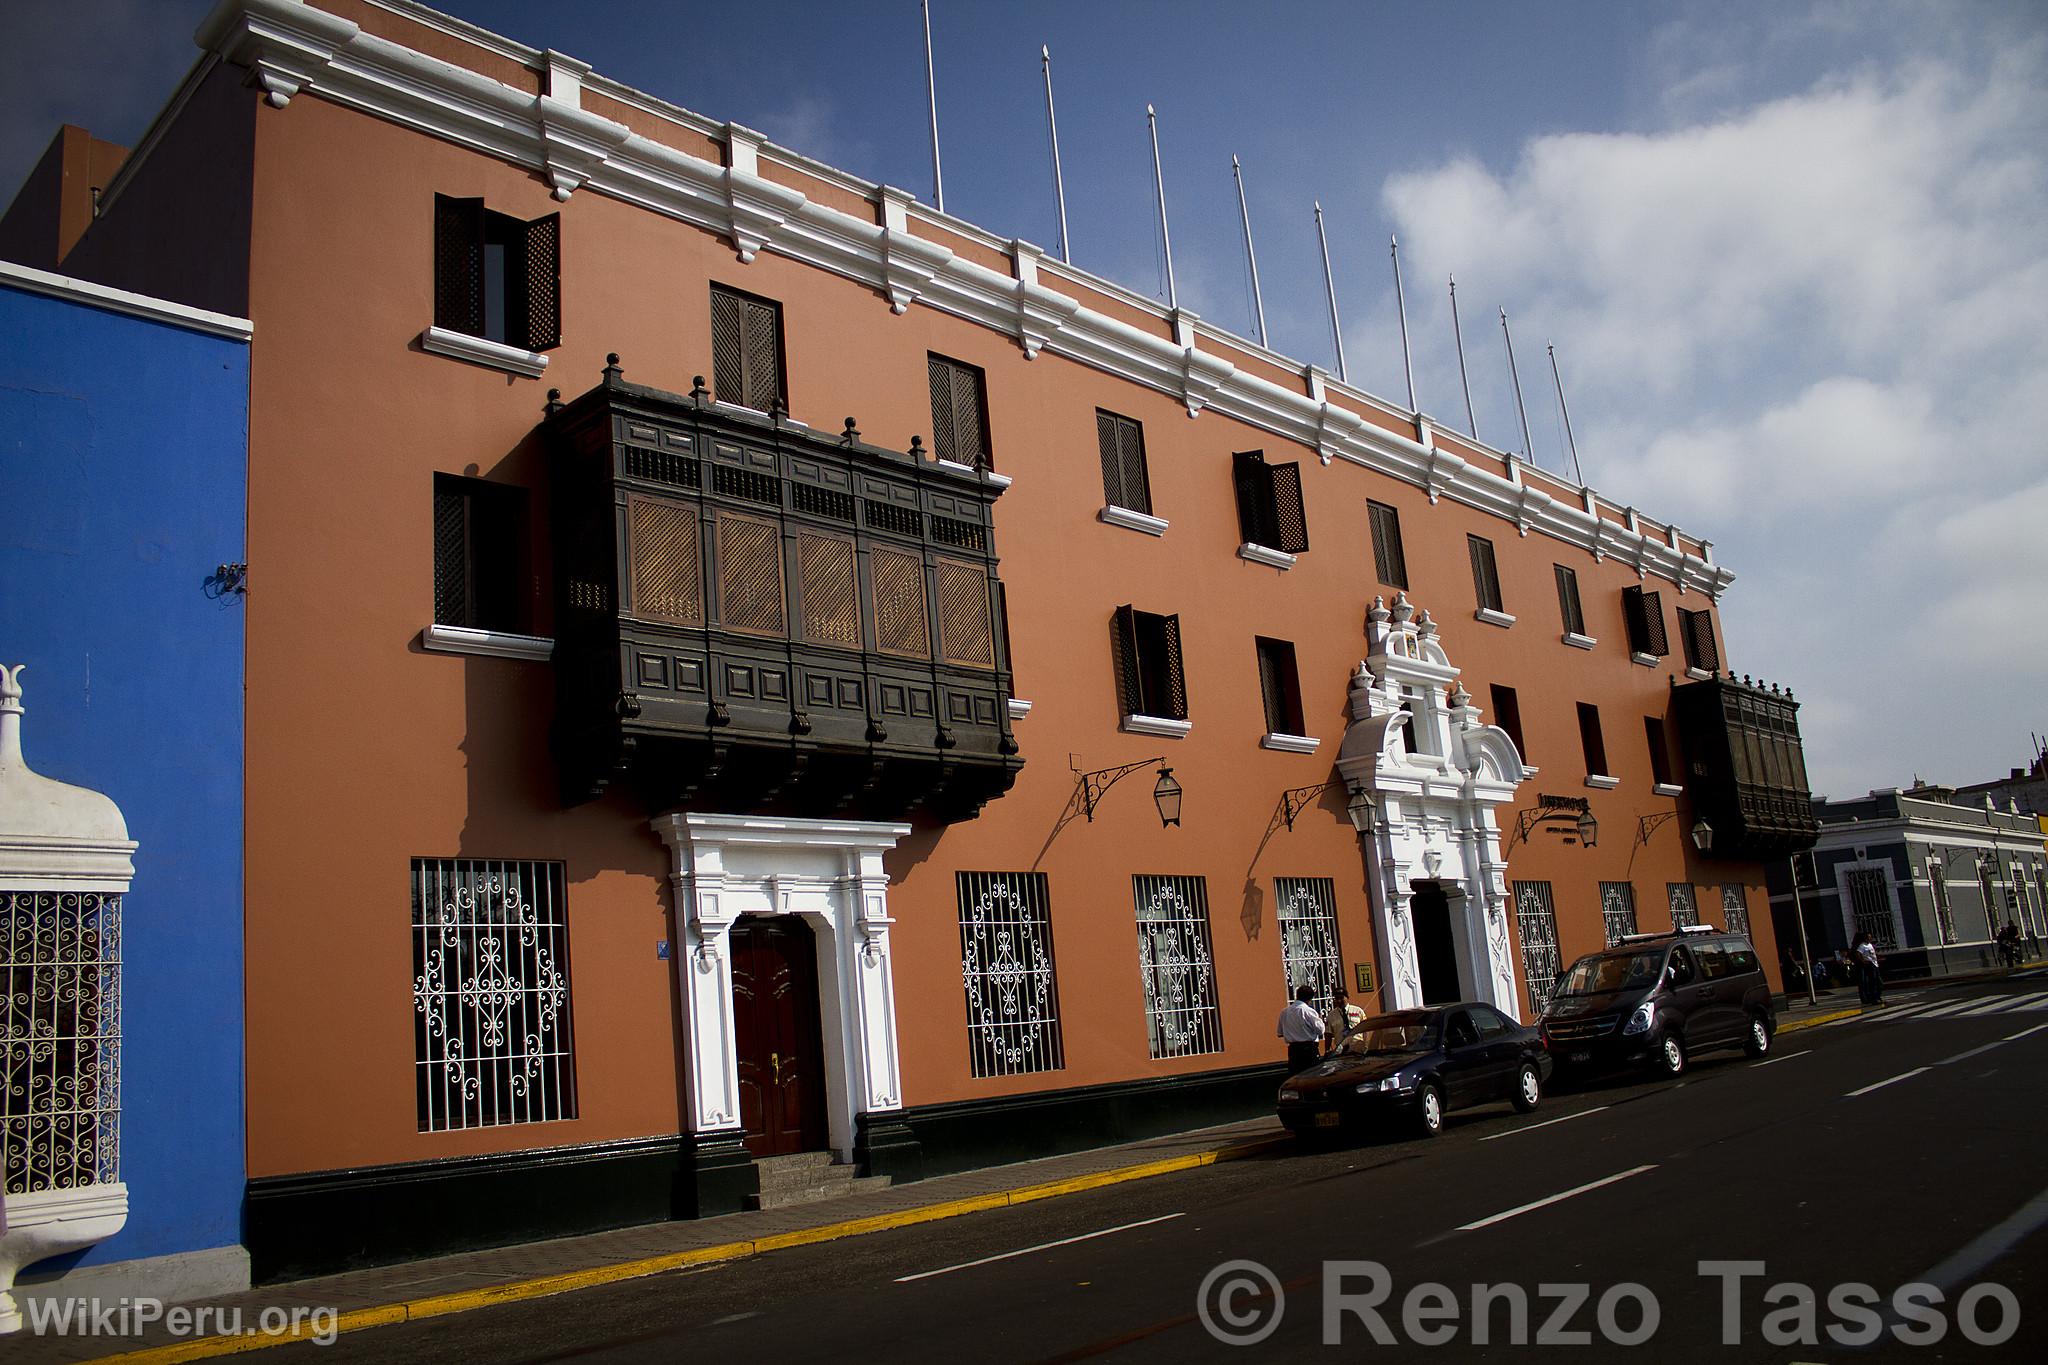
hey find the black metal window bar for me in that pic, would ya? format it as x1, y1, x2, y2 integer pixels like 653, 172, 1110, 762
412, 858, 577, 1132
1846, 868, 1896, 949
1276, 878, 1342, 1010
1, 890, 120, 1195
1133, 875, 1223, 1059
1599, 881, 1638, 946
957, 872, 1064, 1078
1512, 881, 1561, 1013
1720, 884, 1751, 937
1667, 881, 1701, 931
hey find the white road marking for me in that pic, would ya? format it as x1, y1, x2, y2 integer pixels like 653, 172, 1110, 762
1478, 1105, 1609, 1141
1935, 1039, 2010, 1067
2003, 1021, 2048, 1042
1910, 1184, 2048, 1296
1455, 1165, 1658, 1232
1912, 999, 1984, 1019
1877, 1002, 1943, 1021
1753, 1048, 1812, 1067
893, 1213, 1185, 1283
1845, 1066, 1930, 1097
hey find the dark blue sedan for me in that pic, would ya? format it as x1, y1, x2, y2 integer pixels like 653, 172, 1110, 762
1277, 1001, 1551, 1139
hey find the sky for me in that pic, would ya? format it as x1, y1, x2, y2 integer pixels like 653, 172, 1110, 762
3, 0, 2045, 799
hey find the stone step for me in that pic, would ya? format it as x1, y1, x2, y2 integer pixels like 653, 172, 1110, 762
753, 1151, 836, 1175
746, 1172, 892, 1212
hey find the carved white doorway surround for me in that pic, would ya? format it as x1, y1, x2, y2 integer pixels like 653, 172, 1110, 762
651, 814, 909, 1160
1335, 595, 1532, 1018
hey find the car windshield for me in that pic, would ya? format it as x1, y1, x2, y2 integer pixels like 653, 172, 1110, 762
1337, 1014, 1437, 1056
1555, 950, 1665, 996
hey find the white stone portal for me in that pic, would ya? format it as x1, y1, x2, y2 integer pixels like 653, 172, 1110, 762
651, 813, 909, 1160
1335, 596, 1532, 1019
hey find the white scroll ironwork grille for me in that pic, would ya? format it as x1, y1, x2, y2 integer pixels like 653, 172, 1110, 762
1974, 863, 1999, 942
1276, 877, 1343, 1010
1928, 862, 1958, 945
2034, 866, 2048, 937
1667, 882, 1700, 930
1720, 884, 1751, 937
1512, 881, 1561, 1014
1847, 868, 1897, 950
1599, 882, 1637, 946
1133, 875, 1223, 1059
412, 858, 577, 1132
2, 890, 120, 1195
957, 872, 1064, 1078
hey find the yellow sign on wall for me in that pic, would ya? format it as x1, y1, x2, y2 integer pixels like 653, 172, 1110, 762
1354, 962, 1375, 993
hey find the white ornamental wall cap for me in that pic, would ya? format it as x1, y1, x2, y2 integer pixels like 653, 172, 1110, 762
0, 665, 137, 891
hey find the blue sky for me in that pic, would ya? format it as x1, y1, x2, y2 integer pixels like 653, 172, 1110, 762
4, 0, 2045, 797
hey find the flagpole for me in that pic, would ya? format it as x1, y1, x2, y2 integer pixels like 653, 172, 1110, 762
1501, 307, 1535, 462
1233, 155, 1267, 347
1548, 343, 1585, 485
1391, 234, 1416, 413
1316, 201, 1347, 382
1042, 46, 1069, 262
1450, 275, 1477, 438
922, 0, 944, 211
1147, 104, 1177, 311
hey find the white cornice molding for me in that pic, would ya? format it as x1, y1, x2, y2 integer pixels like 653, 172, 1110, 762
1562, 632, 1597, 650
1260, 733, 1321, 754
1237, 543, 1296, 570
195, 0, 1734, 597
420, 624, 554, 660
418, 326, 549, 377
0, 260, 253, 340
1099, 505, 1169, 537
1006, 698, 1032, 721
1652, 783, 1685, 798
1585, 775, 1621, 790
1474, 608, 1516, 629
1121, 715, 1192, 740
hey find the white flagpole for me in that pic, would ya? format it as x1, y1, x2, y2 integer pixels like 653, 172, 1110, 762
1147, 104, 1177, 310
1450, 275, 1477, 438
922, 0, 944, 211
1391, 234, 1416, 413
1316, 201, 1347, 382
1233, 155, 1267, 347
1042, 46, 1069, 262
1501, 307, 1535, 462
1548, 343, 1585, 484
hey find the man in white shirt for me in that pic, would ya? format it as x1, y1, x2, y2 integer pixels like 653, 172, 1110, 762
1277, 985, 1324, 1073
1323, 988, 1366, 1053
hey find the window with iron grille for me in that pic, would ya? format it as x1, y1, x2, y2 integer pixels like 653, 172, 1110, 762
1468, 535, 1504, 613
1096, 409, 1151, 514
928, 354, 991, 469
935, 559, 995, 668
1928, 859, 1958, 945
715, 512, 786, 635
2, 891, 120, 1195
1255, 637, 1305, 737
1368, 501, 1408, 590
1600, 882, 1638, 945
1577, 702, 1609, 778
433, 473, 527, 632
434, 194, 561, 352
1554, 564, 1586, 636
1513, 881, 1562, 1013
2034, 866, 2048, 935
1847, 868, 1896, 948
1623, 585, 1669, 658
871, 546, 931, 657
797, 532, 860, 646
411, 858, 577, 1132
1668, 882, 1700, 930
710, 285, 786, 412
1112, 606, 1187, 721
1678, 607, 1719, 672
1276, 878, 1343, 1010
1232, 450, 1310, 554
1133, 875, 1223, 1059
1644, 715, 1675, 787
626, 495, 703, 626
1488, 684, 1527, 762
1720, 884, 1751, 937
958, 872, 1063, 1078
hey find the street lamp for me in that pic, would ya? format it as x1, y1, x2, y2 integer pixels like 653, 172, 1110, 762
1346, 784, 1378, 836
1576, 810, 1599, 847
1690, 818, 1713, 852
1152, 767, 1183, 827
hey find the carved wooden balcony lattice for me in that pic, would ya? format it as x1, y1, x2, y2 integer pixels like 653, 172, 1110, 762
1670, 675, 1819, 860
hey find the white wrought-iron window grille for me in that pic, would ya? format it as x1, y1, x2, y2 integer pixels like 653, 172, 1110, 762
1276, 878, 1343, 1010
1928, 860, 1958, 945
1512, 881, 1561, 1013
411, 858, 577, 1132
1720, 884, 1751, 937
1847, 868, 1896, 950
1133, 875, 1223, 1059
957, 872, 1064, 1079
1, 891, 120, 1195
1599, 882, 1638, 946
1667, 882, 1700, 931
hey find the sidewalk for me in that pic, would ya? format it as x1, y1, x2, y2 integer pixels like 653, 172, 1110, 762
10, 1115, 1293, 1364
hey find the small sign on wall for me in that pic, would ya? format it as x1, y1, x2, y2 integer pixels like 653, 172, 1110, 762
1353, 962, 1375, 993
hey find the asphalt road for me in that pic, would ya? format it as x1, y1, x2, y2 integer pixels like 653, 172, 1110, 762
288, 975, 2048, 1363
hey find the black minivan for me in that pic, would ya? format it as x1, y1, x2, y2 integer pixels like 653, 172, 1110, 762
1540, 927, 1774, 1080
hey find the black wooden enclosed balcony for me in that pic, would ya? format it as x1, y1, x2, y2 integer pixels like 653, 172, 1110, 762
544, 361, 1021, 821
1670, 674, 1820, 860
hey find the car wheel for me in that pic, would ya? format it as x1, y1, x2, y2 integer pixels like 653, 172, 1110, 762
1416, 1083, 1445, 1137
1655, 1033, 1687, 1078
1743, 1014, 1772, 1058
1512, 1062, 1542, 1113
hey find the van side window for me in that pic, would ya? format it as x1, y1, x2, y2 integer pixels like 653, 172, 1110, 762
1695, 943, 1731, 979
1727, 945, 1759, 974
1666, 948, 1696, 985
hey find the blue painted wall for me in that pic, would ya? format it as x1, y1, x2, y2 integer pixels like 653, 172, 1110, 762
0, 281, 247, 1269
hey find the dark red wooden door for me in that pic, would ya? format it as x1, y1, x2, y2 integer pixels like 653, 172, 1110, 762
731, 916, 828, 1156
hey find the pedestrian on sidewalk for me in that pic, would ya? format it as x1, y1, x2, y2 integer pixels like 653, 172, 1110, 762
1852, 931, 1883, 1006
1322, 988, 1366, 1054
1278, 986, 1324, 1073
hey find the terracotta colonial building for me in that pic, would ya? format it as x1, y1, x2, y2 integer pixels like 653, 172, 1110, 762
4, 0, 1816, 1280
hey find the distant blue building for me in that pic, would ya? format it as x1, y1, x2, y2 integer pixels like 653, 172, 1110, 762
0, 261, 250, 1308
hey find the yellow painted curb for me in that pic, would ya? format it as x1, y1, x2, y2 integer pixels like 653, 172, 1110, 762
89, 1133, 1290, 1364
1778, 1007, 1866, 1034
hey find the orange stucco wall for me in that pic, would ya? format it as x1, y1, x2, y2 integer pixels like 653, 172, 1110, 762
233, 84, 1773, 1181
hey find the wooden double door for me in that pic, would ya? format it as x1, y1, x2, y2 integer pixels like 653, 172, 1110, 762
730, 915, 829, 1157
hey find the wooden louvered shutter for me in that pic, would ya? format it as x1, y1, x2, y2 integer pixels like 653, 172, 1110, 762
1468, 536, 1502, 612
711, 288, 745, 404
928, 357, 958, 464
798, 533, 860, 645
1369, 502, 1406, 589
521, 211, 561, 351
1555, 565, 1584, 636
1684, 609, 1719, 672
715, 513, 785, 634
1232, 451, 1269, 546
1116, 418, 1150, 515
1112, 605, 1143, 716
1269, 462, 1308, 553
1158, 613, 1187, 720
432, 483, 470, 625
1097, 412, 1125, 508
951, 364, 987, 468
872, 546, 931, 657
1625, 587, 1668, 656
434, 194, 484, 336
742, 297, 782, 410
627, 496, 702, 625
935, 560, 994, 667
